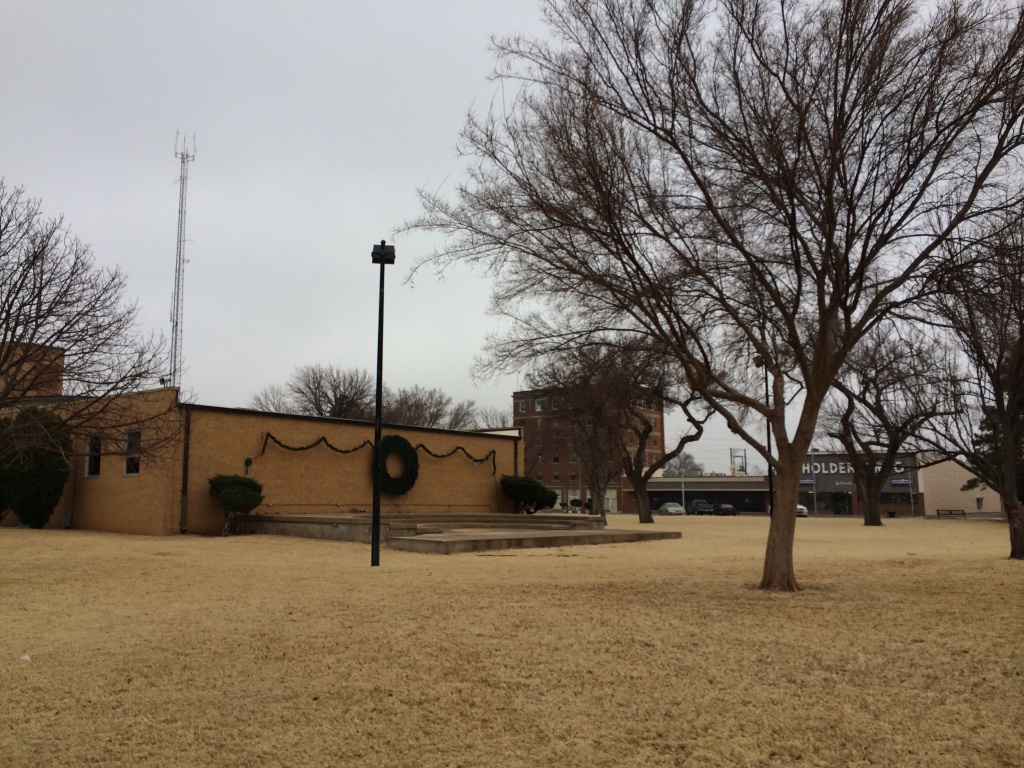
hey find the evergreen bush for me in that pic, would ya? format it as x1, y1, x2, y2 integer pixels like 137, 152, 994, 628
209, 474, 264, 514
500, 475, 558, 514
1, 410, 71, 529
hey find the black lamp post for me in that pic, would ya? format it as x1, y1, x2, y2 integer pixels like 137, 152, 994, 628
753, 354, 775, 517
370, 240, 395, 567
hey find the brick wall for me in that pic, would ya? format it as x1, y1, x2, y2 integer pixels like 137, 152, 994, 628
182, 407, 520, 534
5, 390, 523, 535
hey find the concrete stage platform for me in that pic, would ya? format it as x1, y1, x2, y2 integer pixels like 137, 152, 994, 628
387, 526, 682, 554
234, 512, 681, 553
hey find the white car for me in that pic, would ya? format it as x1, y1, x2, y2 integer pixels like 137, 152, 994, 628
796, 504, 809, 518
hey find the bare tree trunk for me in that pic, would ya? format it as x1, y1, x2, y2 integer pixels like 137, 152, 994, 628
636, 485, 654, 524
860, 477, 883, 527
587, 466, 617, 522
1005, 500, 1024, 560
760, 469, 801, 591
1001, 456, 1024, 560
586, 476, 606, 519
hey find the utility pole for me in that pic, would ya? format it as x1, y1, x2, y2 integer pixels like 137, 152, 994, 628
370, 240, 395, 567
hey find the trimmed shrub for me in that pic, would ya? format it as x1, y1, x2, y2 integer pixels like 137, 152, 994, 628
1, 410, 72, 529
209, 474, 264, 514
500, 475, 558, 514
209, 474, 264, 536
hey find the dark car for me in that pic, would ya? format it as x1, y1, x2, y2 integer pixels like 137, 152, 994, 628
688, 499, 714, 515
713, 503, 737, 516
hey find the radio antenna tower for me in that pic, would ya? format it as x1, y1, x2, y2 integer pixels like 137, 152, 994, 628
170, 133, 195, 389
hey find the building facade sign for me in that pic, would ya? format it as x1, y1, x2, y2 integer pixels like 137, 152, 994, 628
799, 453, 919, 494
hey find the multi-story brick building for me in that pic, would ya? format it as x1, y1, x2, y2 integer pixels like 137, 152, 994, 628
512, 388, 666, 515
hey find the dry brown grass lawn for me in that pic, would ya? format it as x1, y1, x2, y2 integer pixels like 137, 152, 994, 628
2, 516, 1021, 767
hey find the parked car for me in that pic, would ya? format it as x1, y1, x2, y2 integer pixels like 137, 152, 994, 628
657, 502, 684, 515
796, 504, 809, 518
713, 503, 737, 516
688, 499, 714, 515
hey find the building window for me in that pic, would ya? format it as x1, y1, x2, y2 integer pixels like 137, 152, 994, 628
553, 454, 560, 463
553, 472, 560, 481
535, 399, 543, 412
570, 473, 577, 481
518, 401, 526, 413
552, 399, 559, 410
124, 430, 141, 476
652, 436, 659, 447
85, 435, 101, 477
536, 454, 543, 465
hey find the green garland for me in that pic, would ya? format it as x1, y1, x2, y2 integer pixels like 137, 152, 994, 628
414, 443, 496, 475
257, 433, 372, 456
378, 434, 419, 495
252, 433, 498, 498
255, 432, 496, 473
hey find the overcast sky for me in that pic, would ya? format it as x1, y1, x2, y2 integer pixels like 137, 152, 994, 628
2, 1, 747, 472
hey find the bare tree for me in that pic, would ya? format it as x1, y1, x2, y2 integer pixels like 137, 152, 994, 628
476, 406, 512, 429
444, 398, 478, 431
919, 211, 1024, 558
411, 0, 1024, 589
623, 390, 707, 523
0, 181, 169, 462
249, 365, 375, 419
386, 386, 476, 430
249, 383, 296, 414
384, 385, 450, 427
662, 453, 705, 478
602, 344, 709, 523
250, 367, 478, 430
527, 353, 623, 519
288, 364, 374, 419
524, 342, 707, 521
821, 322, 956, 526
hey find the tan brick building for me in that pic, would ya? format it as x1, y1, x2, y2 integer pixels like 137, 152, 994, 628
5, 388, 522, 535
0, 342, 64, 397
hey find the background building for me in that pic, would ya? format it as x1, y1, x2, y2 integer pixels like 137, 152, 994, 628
646, 451, 1004, 518
512, 388, 666, 514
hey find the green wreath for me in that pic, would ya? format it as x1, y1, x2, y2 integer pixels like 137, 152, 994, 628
377, 434, 419, 495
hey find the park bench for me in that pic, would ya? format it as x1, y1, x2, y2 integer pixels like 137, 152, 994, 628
936, 509, 967, 518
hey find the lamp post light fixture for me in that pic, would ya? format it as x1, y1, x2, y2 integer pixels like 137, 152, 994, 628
370, 240, 395, 567
752, 354, 775, 517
